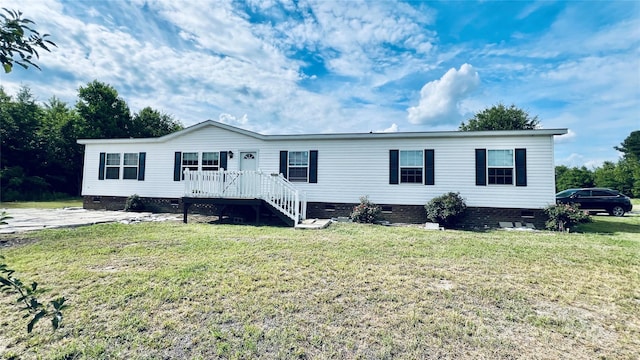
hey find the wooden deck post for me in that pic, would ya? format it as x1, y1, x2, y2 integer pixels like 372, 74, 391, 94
183, 201, 191, 223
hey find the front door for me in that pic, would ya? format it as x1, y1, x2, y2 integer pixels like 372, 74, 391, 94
240, 152, 257, 171
239, 152, 258, 196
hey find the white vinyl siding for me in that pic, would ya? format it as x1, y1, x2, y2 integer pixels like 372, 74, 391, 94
80, 122, 559, 209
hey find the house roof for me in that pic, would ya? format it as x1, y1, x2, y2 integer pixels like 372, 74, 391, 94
77, 119, 569, 144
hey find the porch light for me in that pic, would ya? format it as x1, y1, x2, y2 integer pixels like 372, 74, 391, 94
228, 151, 234, 158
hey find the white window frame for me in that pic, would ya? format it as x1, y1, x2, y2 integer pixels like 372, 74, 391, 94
399, 150, 423, 184
202, 152, 220, 171
180, 151, 200, 174
487, 149, 514, 185
288, 151, 309, 182
123, 153, 139, 180
105, 153, 121, 180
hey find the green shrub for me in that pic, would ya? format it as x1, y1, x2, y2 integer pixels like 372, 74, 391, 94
124, 194, 145, 212
350, 196, 382, 224
544, 203, 591, 231
424, 192, 466, 227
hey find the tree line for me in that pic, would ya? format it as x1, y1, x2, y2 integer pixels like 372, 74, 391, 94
555, 131, 640, 197
0, 81, 183, 201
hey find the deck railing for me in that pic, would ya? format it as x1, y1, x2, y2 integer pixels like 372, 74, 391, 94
183, 169, 306, 223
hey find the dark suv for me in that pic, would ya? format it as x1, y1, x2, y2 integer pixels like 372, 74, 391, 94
556, 188, 633, 216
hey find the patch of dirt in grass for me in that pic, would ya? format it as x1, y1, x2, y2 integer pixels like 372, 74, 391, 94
434, 279, 455, 290
88, 257, 143, 273
183, 214, 219, 224
533, 300, 622, 351
0, 234, 39, 248
86, 255, 167, 274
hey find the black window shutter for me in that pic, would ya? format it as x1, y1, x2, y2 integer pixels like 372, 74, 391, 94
138, 152, 146, 181
424, 149, 434, 185
309, 150, 318, 183
173, 152, 182, 181
515, 148, 527, 186
475, 149, 486, 186
220, 151, 228, 170
98, 152, 106, 180
279, 151, 288, 179
389, 150, 399, 184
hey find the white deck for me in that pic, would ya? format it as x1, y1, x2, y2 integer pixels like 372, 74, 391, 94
183, 169, 307, 224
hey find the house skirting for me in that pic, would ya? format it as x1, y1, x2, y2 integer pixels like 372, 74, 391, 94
306, 202, 547, 229
84, 195, 230, 215
83, 196, 547, 229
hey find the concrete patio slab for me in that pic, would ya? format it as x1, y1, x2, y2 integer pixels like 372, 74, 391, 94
295, 218, 332, 229
0, 208, 181, 234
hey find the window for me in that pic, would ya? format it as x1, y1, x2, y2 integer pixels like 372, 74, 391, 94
288, 151, 309, 182
123, 153, 139, 179
488, 149, 513, 185
592, 190, 614, 197
574, 190, 591, 197
400, 150, 423, 183
174, 151, 227, 181
182, 152, 198, 178
202, 152, 219, 171
390, 149, 433, 185
279, 150, 317, 183
105, 153, 120, 179
476, 148, 526, 187
100, 152, 145, 181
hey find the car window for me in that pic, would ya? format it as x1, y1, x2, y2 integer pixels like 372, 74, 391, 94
556, 189, 578, 197
575, 190, 591, 197
592, 190, 614, 197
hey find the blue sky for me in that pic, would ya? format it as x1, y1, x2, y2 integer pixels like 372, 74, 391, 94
4, 0, 639, 168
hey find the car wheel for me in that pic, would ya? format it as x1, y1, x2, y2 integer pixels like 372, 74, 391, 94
609, 206, 625, 217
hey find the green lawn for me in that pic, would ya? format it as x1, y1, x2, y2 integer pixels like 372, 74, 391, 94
0, 198, 83, 209
0, 217, 638, 359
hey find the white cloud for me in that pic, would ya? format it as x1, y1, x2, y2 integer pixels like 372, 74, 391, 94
378, 123, 399, 133
516, 1, 550, 20
218, 113, 249, 127
555, 129, 576, 143
558, 153, 616, 169
558, 153, 587, 168
269, 0, 437, 82
407, 63, 480, 125
3, 0, 439, 135
556, 152, 614, 169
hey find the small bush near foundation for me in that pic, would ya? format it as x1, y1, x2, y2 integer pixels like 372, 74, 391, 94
125, 194, 145, 212
544, 203, 591, 231
425, 192, 466, 227
351, 196, 382, 224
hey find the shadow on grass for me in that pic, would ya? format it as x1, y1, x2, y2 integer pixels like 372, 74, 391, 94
573, 214, 640, 234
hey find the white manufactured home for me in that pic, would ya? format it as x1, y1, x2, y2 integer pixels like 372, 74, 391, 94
78, 120, 567, 228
